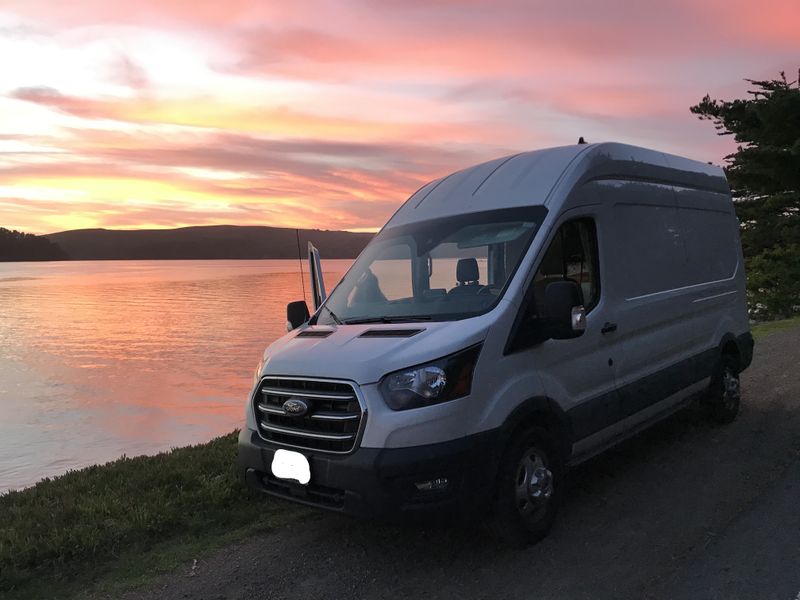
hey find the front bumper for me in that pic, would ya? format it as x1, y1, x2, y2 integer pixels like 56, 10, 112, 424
238, 428, 501, 521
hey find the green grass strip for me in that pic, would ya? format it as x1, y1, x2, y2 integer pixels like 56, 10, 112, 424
751, 315, 800, 339
0, 431, 309, 599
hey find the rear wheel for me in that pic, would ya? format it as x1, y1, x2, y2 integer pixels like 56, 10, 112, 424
705, 355, 741, 424
487, 426, 562, 546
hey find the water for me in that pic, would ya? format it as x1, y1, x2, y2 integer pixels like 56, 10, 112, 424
0, 259, 351, 493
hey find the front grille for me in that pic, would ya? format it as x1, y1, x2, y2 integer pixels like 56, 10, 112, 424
255, 377, 364, 453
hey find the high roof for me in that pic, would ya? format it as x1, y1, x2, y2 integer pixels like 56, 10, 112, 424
385, 142, 728, 228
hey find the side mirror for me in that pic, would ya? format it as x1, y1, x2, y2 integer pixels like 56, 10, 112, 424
544, 281, 586, 340
287, 300, 310, 331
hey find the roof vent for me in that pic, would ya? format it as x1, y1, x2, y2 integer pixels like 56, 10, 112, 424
359, 329, 424, 338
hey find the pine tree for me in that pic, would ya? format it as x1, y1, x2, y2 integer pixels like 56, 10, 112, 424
691, 71, 800, 319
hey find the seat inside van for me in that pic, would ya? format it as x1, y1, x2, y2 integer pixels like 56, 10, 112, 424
448, 258, 483, 296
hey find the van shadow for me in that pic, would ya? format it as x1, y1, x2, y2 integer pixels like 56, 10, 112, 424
288, 398, 800, 598
333, 403, 712, 541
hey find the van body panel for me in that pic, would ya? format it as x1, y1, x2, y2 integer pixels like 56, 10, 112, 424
391, 142, 729, 233
661, 150, 730, 192
466, 299, 550, 435
572, 143, 728, 195
569, 377, 711, 463
391, 145, 592, 228
359, 383, 471, 448
600, 173, 744, 436
240, 141, 752, 520
260, 319, 491, 385
509, 202, 625, 439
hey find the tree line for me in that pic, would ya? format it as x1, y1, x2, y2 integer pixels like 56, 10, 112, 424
0, 228, 68, 261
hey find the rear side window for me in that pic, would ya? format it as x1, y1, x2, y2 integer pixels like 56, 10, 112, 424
532, 219, 600, 313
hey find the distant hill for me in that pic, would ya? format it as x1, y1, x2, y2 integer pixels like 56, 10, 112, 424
0, 228, 67, 261
45, 225, 374, 261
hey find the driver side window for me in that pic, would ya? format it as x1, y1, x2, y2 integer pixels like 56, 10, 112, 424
532, 218, 599, 314
507, 218, 600, 354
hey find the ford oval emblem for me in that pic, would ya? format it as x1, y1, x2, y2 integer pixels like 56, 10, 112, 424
282, 398, 309, 417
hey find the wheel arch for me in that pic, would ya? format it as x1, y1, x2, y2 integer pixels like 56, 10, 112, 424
498, 396, 573, 464
717, 332, 742, 371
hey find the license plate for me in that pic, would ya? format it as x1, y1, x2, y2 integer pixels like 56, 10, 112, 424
270, 449, 311, 485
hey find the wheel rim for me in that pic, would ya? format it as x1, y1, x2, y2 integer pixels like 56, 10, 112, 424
722, 368, 740, 411
514, 448, 553, 524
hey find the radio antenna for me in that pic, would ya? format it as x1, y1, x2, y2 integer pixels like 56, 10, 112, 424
295, 228, 306, 302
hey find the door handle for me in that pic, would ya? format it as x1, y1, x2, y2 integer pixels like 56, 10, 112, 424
601, 322, 618, 334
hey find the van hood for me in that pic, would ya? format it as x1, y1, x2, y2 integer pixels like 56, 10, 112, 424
260, 320, 490, 385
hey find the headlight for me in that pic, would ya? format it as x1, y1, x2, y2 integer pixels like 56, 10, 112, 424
379, 344, 482, 411
253, 357, 265, 386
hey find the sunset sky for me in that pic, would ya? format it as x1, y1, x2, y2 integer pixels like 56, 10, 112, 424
1, 1, 798, 234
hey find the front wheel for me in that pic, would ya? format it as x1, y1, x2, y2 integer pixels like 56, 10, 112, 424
487, 426, 562, 546
705, 356, 741, 424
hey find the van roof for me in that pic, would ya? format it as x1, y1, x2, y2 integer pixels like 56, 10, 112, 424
385, 142, 728, 228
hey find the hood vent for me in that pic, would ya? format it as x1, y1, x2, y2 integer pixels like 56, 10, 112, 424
359, 328, 424, 338
296, 329, 334, 338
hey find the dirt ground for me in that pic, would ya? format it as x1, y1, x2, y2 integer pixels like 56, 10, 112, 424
113, 327, 800, 600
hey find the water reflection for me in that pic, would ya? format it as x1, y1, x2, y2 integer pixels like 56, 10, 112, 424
0, 260, 350, 493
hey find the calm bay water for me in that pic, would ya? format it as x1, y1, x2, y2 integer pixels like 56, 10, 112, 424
0, 259, 351, 493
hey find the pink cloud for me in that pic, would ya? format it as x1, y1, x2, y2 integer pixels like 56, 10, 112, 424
0, 0, 797, 232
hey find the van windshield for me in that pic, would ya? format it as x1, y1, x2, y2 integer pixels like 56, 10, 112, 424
317, 206, 546, 325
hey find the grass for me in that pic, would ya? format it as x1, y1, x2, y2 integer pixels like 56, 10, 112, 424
751, 315, 800, 339
0, 431, 310, 600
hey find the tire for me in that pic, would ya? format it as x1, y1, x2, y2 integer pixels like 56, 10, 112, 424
487, 426, 563, 546
705, 355, 741, 424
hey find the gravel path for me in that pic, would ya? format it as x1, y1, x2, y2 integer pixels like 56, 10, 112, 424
114, 327, 800, 600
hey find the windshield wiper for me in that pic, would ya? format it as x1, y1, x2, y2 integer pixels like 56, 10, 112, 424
343, 315, 433, 325
321, 305, 343, 325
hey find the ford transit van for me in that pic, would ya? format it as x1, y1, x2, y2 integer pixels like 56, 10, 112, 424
239, 142, 754, 543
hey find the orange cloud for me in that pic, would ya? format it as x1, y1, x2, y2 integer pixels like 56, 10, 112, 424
8, 86, 505, 144
0, 122, 484, 233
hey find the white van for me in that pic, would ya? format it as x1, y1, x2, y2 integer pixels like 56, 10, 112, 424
239, 142, 753, 543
